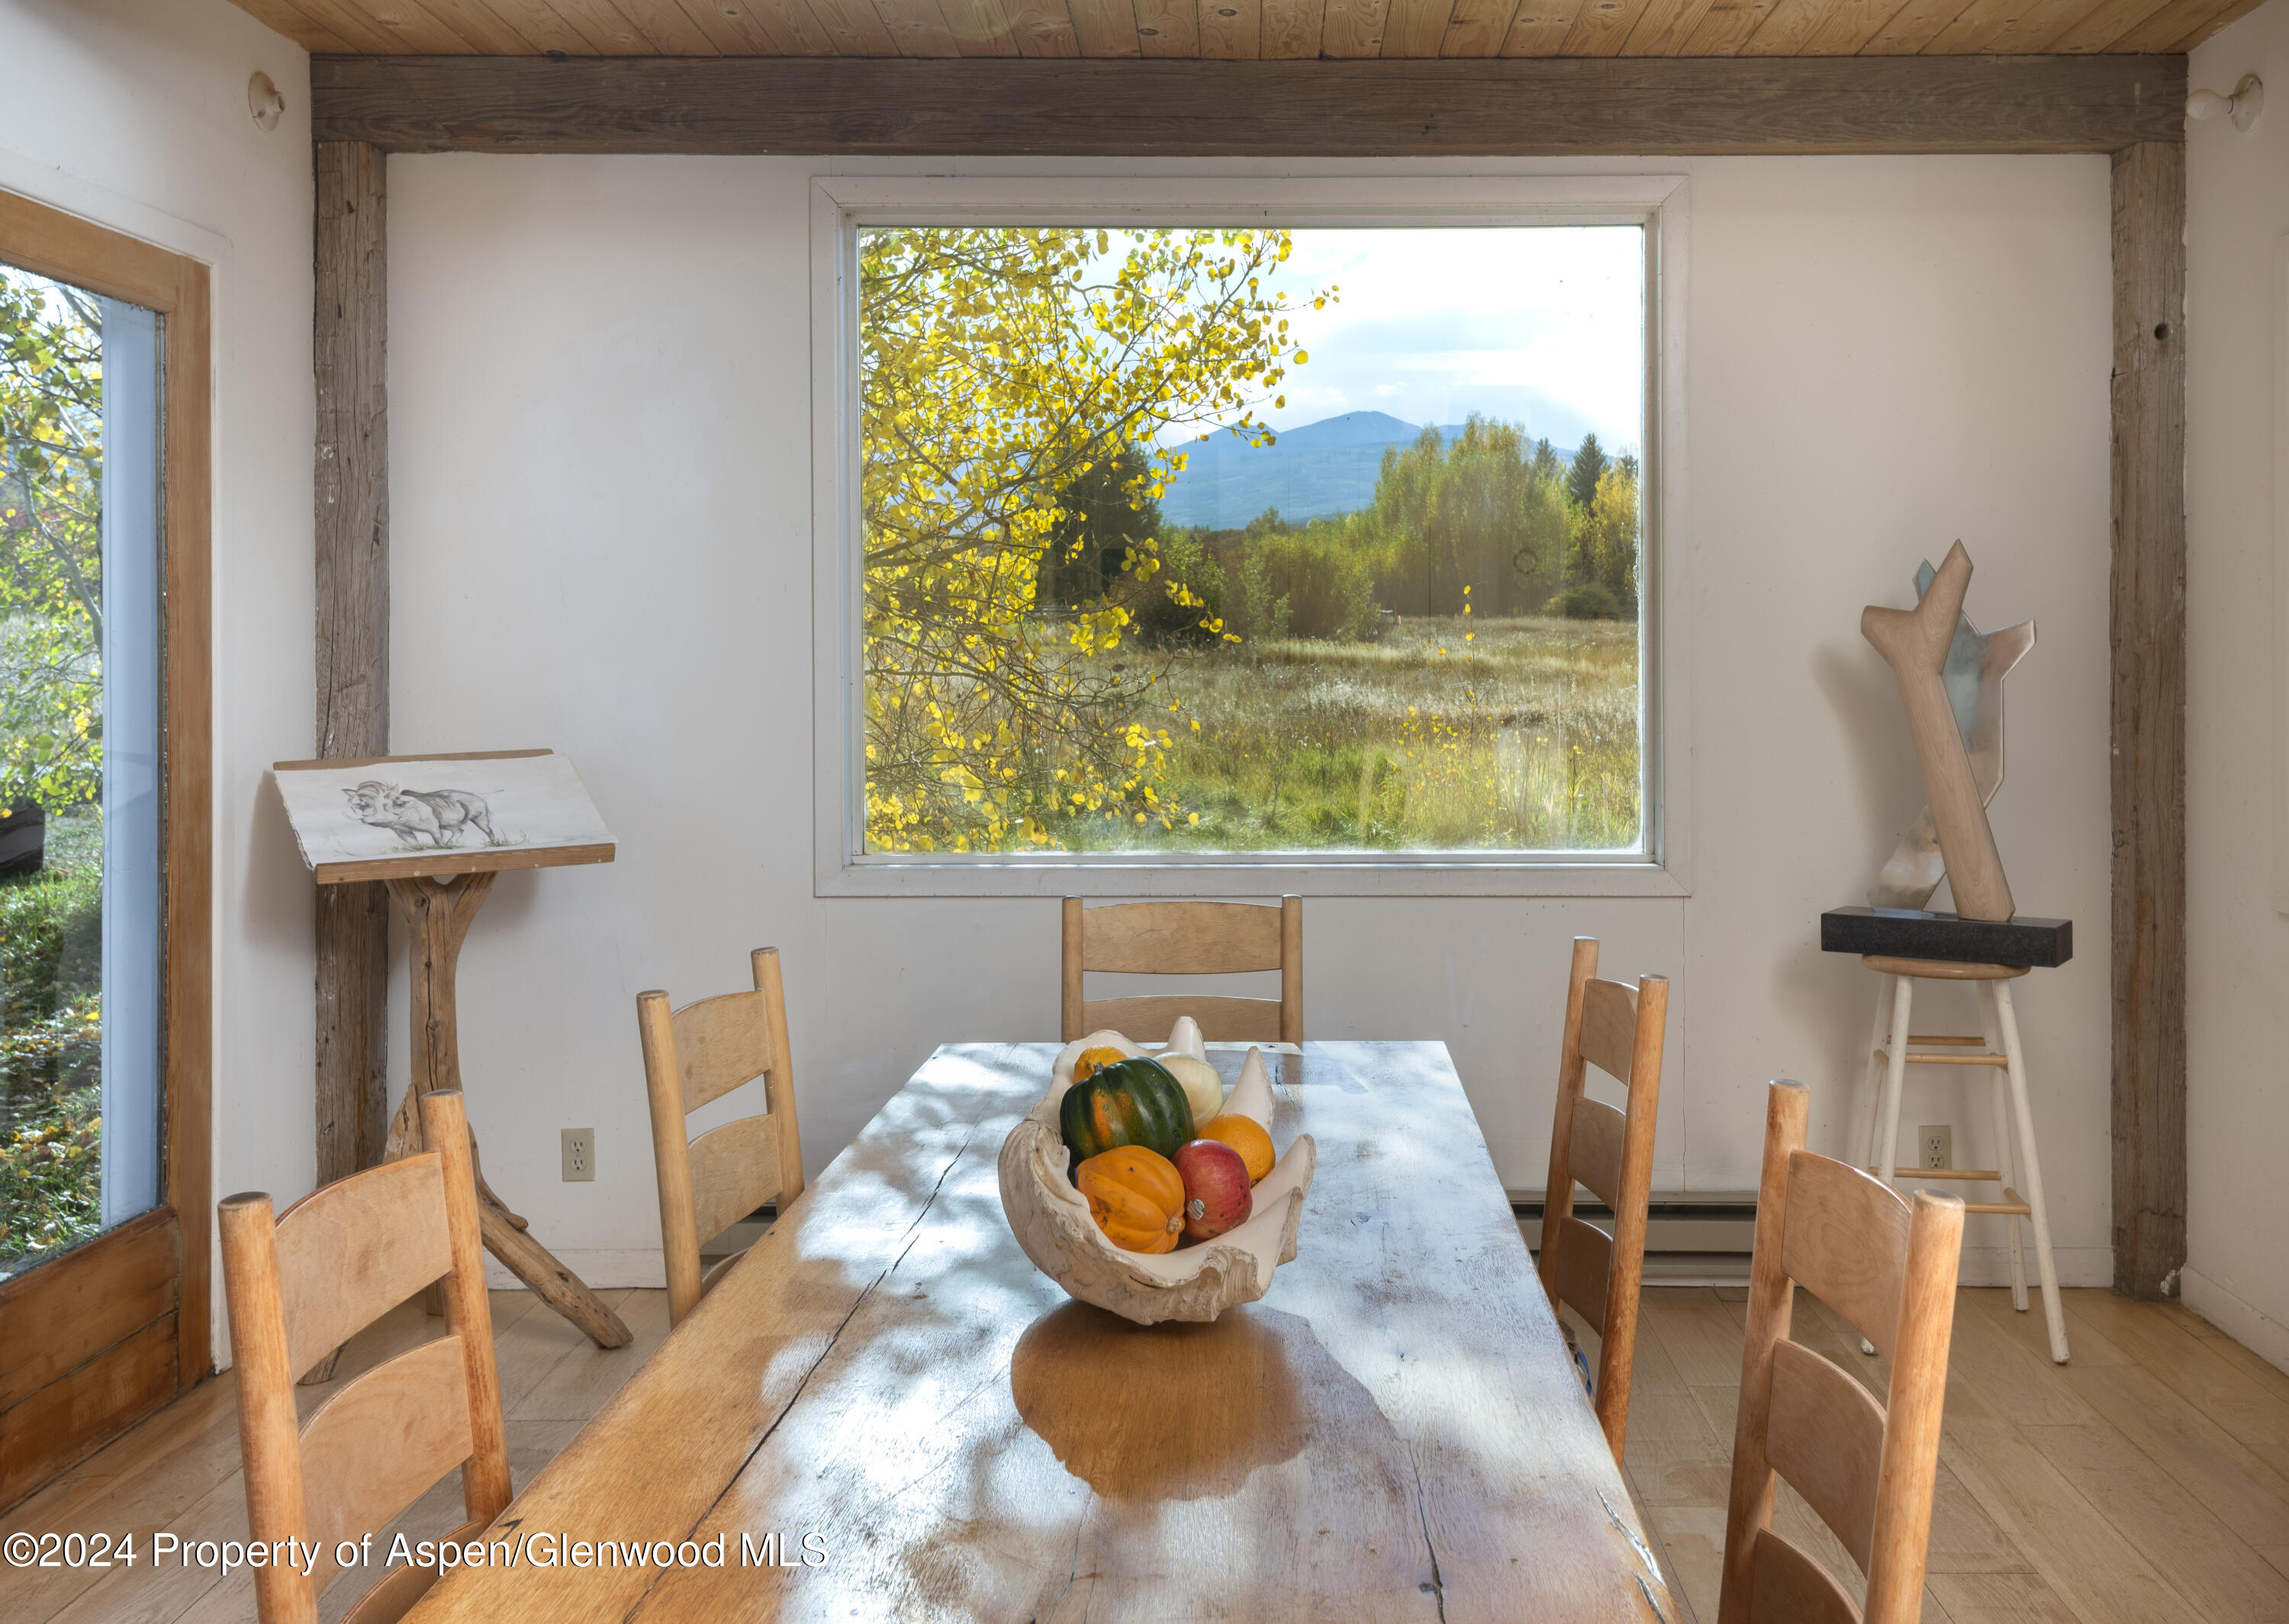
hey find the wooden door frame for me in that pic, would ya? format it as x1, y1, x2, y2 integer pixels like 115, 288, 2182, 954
0, 187, 214, 1508
305, 55, 2188, 1298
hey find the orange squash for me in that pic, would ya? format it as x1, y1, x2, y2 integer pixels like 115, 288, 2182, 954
1075, 1146, 1186, 1254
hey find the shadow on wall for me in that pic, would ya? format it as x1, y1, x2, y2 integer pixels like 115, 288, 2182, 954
1809, 636, 1925, 861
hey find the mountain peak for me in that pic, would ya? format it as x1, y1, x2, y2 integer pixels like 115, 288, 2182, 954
1161, 411, 1571, 528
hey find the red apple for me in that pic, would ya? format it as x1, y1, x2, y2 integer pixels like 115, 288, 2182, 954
1173, 1139, 1253, 1243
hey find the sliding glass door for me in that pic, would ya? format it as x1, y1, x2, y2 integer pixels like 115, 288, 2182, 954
0, 188, 209, 1512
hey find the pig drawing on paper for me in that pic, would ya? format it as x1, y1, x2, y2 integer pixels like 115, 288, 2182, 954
343, 781, 497, 849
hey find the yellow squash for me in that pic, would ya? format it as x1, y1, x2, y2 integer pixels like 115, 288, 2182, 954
1071, 1046, 1129, 1084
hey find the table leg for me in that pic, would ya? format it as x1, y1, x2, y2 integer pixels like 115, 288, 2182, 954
382, 872, 632, 1350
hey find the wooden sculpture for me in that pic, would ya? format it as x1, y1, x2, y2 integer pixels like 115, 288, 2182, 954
1860, 542, 2015, 922
1869, 558, 2036, 910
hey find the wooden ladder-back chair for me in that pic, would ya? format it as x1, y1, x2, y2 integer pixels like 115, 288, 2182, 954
637, 947, 806, 1327
1718, 1080, 1966, 1624
1061, 896, 1302, 1044
1537, 936, 1668, 1461
218, 1089, 509, 1624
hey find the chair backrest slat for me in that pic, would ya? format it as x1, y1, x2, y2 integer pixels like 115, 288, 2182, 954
220, 1090, 509, 1624
688, 1113, 785, 1248
1076, 993, 1283, 1045
639, 948, 806, 1327
1081, 899, 1285, 973
1779, 1151, 1914, 1361
1719, 1081, 1965, 1624
1749, 1528, 1862, 1624
272, 1156, 452, 1382
670, 989, 780, 1114
1537, 937, 1668, 1464
1579, 976, 1639, 1085
1061, 897, 1302, 1044
298, 1336, 475, 1590
1548, 1214, 1614, 1336
1567, 1095, 1627, 1211
1766, 1339, 1885, 1572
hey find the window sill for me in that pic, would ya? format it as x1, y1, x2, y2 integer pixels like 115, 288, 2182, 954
814, 853, 1691, 899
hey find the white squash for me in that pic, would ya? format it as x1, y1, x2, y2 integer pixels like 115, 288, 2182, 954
1160, 1054, 1226, 1126
1222, 1044, 1276, 1129
1164, 1015, 1207, 1060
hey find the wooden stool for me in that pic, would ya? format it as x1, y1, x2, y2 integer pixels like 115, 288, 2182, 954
1861, 954, 2068, 1363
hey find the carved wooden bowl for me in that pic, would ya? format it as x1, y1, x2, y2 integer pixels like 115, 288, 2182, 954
998, 1020, 1316, 1327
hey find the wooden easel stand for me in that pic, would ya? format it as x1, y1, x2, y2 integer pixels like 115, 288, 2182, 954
379, 873, 630, 1349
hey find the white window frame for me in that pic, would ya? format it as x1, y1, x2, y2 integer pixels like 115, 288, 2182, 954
810, 173, 1692, 899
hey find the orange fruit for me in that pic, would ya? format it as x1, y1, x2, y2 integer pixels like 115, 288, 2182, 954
1071, 1046, 1128, 1083
1196, 1113, 1274, 1184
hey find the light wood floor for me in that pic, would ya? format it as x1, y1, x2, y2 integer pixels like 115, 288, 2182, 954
2, 1287, 676, 1624
5, 1286, 2284, 1622
1604, 1286, 2289, 1624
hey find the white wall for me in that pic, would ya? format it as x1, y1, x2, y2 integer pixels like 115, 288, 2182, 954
2185, 0, 2289, 1372
386, 151, 2118, 1293
0, 2, 315, 1369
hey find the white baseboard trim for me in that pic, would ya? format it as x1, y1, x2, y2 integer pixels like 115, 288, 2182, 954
483, 1249, 669, 1292
1950, 1244, 2110, 1290
2182, 1267, 2289, 1376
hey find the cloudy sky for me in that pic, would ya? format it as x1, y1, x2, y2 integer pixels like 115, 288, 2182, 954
1183, 224, 1647, 453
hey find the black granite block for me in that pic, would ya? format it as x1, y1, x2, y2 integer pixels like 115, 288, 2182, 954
1819, 906, 2072, 968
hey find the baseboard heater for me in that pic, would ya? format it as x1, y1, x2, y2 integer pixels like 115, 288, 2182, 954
1510, 1191, 1758, 1282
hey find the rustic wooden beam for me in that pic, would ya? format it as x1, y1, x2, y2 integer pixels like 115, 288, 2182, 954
2108, 140, 2187, 1300
313, 141, 391, 1214
311, 55, 2185, 156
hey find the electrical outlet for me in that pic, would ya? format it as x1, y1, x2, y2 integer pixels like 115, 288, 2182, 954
1919, 1124, 1952, 1171
562, 1127, 594, 1182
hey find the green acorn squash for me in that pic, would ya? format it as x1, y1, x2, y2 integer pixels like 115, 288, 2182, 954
1059, 1055, 1196, 1166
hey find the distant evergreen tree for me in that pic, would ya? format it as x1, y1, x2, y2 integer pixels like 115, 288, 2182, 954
1125, 527, 1227, 645
1038, 441, 1164, 609
1566, 433, 1608, 513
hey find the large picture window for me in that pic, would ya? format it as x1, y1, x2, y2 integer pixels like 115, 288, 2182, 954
813, 178, 1686, 896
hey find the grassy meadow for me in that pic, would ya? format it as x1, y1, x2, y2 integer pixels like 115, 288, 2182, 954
1057, 614, 1642, 853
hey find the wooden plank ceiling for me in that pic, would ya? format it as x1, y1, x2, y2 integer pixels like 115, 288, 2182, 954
232, 0, 2257, 61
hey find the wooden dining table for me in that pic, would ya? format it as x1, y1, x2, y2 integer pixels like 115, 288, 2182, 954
405, 1041, 1676, 1622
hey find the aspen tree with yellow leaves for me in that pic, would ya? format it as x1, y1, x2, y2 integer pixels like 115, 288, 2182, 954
0, 270, 103, 820
858, 226, 1326, 852
1571, 464, 1642, 616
